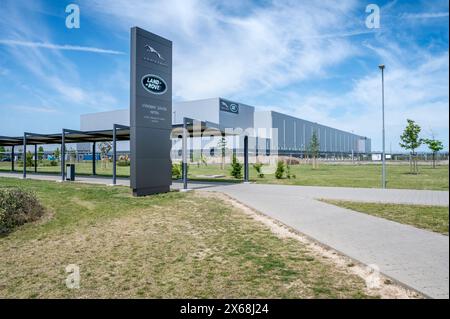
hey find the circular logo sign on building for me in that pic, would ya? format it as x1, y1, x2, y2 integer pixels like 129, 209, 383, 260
141, 74, 167, 95
220, 99, 240, 114
229, 103, 239, 113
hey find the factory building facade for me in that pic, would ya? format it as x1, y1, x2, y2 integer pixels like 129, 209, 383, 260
77, 97, 371, 157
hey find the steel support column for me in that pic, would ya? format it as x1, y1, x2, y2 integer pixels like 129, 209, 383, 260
11, 145, 15, 171
23, 133, 26, 178
61, 129, 65, 181
380, 65, 387, 189
182, 118, 188, 190
34, 144, 37, 173
92, 141, 96, 175
244, 135, 249, 182
112, 125, 117, 185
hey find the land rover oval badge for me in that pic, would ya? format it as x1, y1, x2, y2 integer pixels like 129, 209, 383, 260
141, 74, 167, 95
229, 103, 239, 113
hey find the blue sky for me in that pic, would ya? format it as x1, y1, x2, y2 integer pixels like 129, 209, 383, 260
0, 0, 448, 152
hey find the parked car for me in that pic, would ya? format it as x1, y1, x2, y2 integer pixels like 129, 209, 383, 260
1, 158, 11, 162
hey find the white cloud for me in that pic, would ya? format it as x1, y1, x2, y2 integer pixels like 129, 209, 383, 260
402, 12, 449, 19
84, 0, 361, 100
0, 1, 123, 114
264, 51, 449, 152
0, 39, 125, 55
0, 67, 9, 76
11, 105, 58, 113
1, 0, 447, 151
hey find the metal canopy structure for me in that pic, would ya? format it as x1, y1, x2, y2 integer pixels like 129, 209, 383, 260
0, 126, 130, 183
0, 117, 249, 190
0, 128, 131, 146
171, 118, 249, 189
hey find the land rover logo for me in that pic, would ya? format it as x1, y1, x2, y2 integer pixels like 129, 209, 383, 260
141, 74, 167, 95
229, 103, 238, 113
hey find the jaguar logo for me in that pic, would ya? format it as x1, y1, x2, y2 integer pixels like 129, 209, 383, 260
144, 44, 165, 60
141, 74, 167, 95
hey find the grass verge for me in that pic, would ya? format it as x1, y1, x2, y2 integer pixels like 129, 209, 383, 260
0, 177, 375, 298
1, 162, 448, 190
321, 200, 449, 235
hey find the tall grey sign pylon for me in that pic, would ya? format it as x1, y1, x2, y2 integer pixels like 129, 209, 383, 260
130, 27, 172, 196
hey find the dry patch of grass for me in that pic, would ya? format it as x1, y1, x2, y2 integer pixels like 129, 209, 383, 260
0, 177, 418, 298
321, 200, 449, 235
200, 191, 421, 299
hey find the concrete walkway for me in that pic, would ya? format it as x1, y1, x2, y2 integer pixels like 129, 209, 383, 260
0, 171, 231, 190
205, 183, 449, 299
1, 172, 448, 298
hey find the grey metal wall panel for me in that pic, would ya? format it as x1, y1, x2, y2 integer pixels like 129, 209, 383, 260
266, 111, 370, 153
285, 118, 294, 150
173, 98, 219, 125
81, 100, 372, 155
219, 98, 254, 131
80, 109, 129, 131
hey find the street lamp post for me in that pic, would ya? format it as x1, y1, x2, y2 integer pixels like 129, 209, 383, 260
379, 64, 386, 189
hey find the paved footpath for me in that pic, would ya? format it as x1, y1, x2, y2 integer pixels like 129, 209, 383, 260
205, 183, 449, 299
1, 172, 448, 298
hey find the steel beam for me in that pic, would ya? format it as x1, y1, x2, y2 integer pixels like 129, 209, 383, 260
92, 141, 96, 175
23, 133, 26, 178
244, 135, 249, 182
112, 125, 117, 185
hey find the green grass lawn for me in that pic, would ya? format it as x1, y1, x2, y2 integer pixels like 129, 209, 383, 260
1, 161, 448, 190
187, 163, 449, 191
0, 161, 130, 177
0, 177, 373, 298
255, 164, 448, 190
321, 200, 449, 235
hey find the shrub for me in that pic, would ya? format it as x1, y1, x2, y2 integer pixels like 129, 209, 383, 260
230, 155, 243, 179
41, 159, 58, 167
172, 163, 182, 179
275, 161, 285, 179
286, 164, 296, 179
0, 188, 45, 234
117, 160, 130, 167
252, 163, 264, 178
26, 151, 33, 167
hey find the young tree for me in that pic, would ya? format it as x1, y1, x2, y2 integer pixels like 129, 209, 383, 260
399, 119, 422, 174
53, 147, 60, 160
26, 151, 33, 167
309, 130, 320, 169
424, 138, 444, 168
217, 137, 227, 170
230, 154, 242, 179
275, 160, 285, 179
252, 163, 264, 178
98, 142, 112, 169
38, 146, 44, 161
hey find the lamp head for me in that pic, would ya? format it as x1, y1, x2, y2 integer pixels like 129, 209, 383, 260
378, 64, 385, 70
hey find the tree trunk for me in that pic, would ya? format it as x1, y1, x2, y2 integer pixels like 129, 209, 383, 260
433, 152, 436, 169
412, 153, 418, 174
409, 153, 413, 173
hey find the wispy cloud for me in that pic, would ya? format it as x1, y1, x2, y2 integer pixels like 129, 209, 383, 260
84, 0, 360, 99
0, 39, 125, 55
11, 105, 58, 113
401, 12, 449, 19
0, 67, 9, 76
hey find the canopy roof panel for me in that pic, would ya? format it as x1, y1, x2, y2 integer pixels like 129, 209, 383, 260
0, 120, 233, 147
